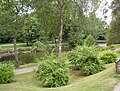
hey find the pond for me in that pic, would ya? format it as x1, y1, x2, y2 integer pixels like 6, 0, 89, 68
0, 46, 71, 65
0, 52, 44, 65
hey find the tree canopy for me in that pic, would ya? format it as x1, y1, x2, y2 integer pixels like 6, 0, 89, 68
106, 0, 120, 45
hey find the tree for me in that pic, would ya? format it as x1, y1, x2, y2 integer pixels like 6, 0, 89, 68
84, 12, 107, 40
64, 0, 101, 46
1, 0, 28, 68
106, 0, 120, 45
0, 12, 13, 43
32, 0, 100, 57
32, 0, 73, 58
23, 16, 45, 46
106, 16, 120, 45
56, 0, 73, 58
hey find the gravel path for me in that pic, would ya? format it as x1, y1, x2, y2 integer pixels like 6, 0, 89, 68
114, 83, 120, 91
114, 48, 120, 51
14, 66, 38, 75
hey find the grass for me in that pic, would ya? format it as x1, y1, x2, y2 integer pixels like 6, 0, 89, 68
0, 43, 69, 49
0, 43, 69, 53
0, 63, 120, 91
0, 43, 31, 53
16, 63, 38, 69
97, 40, 106, 43
0, 43, 27, 49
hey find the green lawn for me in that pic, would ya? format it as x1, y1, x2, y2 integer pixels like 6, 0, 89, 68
15, 63, 38, 70
0, 43, 68, 49
0, 43, 69, 53
0, 63, 120, 91
0, 43, 27, 49
0, 43, 31, 53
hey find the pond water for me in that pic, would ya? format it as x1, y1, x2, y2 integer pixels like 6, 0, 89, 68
0, 52, 44, 65
97, 43, 107, 47
0, 46, 71, 65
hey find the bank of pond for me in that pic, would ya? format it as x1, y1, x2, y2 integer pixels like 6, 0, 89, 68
0, 45, 120, 91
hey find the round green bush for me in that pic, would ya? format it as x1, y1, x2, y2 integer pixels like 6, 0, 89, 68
36, 54, 69, 87
99, 50, 119, 64
80, 56, 104, 76
68, 46, 104, 76
0, 63, 15, 84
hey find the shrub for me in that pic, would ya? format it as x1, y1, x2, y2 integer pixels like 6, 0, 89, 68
84, 35, 96, 47
32, 41, 47, 52
36, 54, 69, 87
0, 63, 15, 84
68, 46, 104, 76
99, 50, 119, 64
18, 47, 32, 52
32, 41, 53, 52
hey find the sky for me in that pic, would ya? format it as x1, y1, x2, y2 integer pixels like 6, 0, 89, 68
96, 0, 112, 24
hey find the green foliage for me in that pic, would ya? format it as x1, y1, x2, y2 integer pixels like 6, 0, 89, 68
36, 54, 69, 87
0, 48, 13, 53
0, 47, 32, 53
0, 63, 14, 84
84, 35, 96, 47
32, 41, 48, 52
100, 44, 120, 52
18, 47, 32, 52
24, 16, 45, 45
68, 46, 104, 76
106, 16, 120, 45
32, 41, 54, 53
106, 0, 120, 45
84, 13, 106, 40
0, 2, 15, 44
67, 30, 84, 46
99, 50, 118, 64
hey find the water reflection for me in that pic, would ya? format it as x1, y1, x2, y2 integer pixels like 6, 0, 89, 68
0, 46, 71, 64
0, 52, 44, 65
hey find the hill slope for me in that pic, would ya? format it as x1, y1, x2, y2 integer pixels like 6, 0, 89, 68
0, 63, 119, 91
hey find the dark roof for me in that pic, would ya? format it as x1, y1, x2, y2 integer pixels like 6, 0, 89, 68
115, 58, 120, 63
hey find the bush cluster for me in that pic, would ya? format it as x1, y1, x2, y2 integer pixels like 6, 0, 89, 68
36, 54, 69, 87
99, 50, 118, 64
68, 46, 104, 76
0, 63, 14, 84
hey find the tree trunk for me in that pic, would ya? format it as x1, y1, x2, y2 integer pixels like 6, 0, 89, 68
54, 38, 57, 48
27, 41, 29, 46
14, 14, 20, 68
14, 34, 19, 68
58, 5, 64, 58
